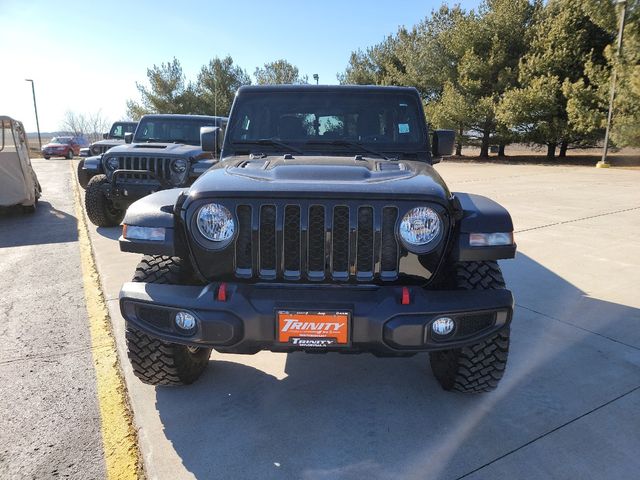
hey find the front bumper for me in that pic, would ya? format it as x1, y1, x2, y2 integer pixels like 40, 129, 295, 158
106, 169, 169, 207
119, 282, 514, 355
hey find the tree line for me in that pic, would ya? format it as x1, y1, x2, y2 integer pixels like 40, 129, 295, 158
126, 58, 307, 120
127, 0, 639, 158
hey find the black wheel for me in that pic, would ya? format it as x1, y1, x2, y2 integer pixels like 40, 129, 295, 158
44, 156, 50, 160
84, 174, 124, 227
76, 159, 91, 189
126, 256, 211, 386
66, 149, 74, 159
429, 261, 510, 393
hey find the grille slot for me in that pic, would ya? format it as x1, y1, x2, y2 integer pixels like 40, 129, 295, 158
381, 207, 399, 279
283, 205, 301, 277
259, 205, 277, 277
235, 205, 252, 275
307, 206, 326, 279
114, 156, 173, 182
331, 206, 350, 279
234, 202, 402, 282
356, 206, 374, 280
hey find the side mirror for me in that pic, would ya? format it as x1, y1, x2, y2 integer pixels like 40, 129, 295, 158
431, 129, 455, 163
103, 133, 108, 139
124, 132, 133, 144
200, 126, 223, 153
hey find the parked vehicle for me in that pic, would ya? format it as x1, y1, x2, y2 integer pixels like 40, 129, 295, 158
77, 121, 138, 189
79, 121, 138, 158
0, 116, 42, 213
83, 114, 227, 227
117, 85, 517, 393
42, 135, 86, 159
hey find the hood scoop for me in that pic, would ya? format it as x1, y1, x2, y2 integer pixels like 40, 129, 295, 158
226, 157, 414, 183
239, 160, 269, 169
135, 144, 167, 149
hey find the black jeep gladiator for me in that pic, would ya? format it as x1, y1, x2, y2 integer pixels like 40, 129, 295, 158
118, 85, 516, 393
83, 114, 227, 227
77, 121, 138, 189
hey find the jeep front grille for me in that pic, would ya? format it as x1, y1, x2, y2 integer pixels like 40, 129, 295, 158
92, 145, 112, 155
233, 203, 400, 282
110, 156, 173, 182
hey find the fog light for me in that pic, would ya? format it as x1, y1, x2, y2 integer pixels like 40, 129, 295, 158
432, 317, 455, 336
175, 311, 196, 331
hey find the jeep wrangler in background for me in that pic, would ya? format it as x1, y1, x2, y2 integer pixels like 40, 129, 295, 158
118, 85, 516, 393
77, 121, 138, 189
84, 114, 227, 227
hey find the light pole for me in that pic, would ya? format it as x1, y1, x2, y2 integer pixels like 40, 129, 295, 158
313, 74, 319, 85
597, 0, 628, 168
25, 79, 42, 150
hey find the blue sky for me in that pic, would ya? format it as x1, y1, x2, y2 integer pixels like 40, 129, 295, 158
1, 0, 481, 132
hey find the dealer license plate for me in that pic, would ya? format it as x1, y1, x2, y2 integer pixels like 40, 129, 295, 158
277, 310, 350, 347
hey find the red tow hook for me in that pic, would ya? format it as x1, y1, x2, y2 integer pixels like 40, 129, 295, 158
401, 287, 411, 305
216, 282, 227, 302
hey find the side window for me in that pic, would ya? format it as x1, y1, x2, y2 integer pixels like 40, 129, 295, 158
112, 125, 123, 137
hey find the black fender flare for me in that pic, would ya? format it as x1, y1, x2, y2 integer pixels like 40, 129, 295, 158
119, 188, 188, 256
451, 192, 516, 261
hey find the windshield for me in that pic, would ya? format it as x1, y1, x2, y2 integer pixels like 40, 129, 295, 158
228, 92, 425, 151
50, 137, 72, 144
109, 123, 137, 139
134, 118, 217, 145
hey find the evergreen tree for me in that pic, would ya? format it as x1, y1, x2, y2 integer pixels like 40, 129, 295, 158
126, 58, 197, 119
254, 60, 308, 84
196, 56, 252, 117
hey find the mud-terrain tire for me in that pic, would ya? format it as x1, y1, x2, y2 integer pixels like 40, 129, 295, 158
84, 174, 124, 227
126, 256, 211, 386
76, 159, 91, 189
429, 261, 510, 393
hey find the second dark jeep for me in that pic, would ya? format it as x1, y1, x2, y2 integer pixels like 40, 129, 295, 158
84, 114, 227, 227
77, 121, 138, 189
118, 85, 516, 393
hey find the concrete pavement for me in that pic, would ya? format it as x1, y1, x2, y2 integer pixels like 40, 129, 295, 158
0, 159, 106, 480
82, 161, 640, 479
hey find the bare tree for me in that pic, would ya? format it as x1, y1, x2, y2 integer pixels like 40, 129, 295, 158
60, 110, 111, 143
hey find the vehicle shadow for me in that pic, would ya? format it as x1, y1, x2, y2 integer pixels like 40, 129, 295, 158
95, 226, 122, 241
0, 201, 78, 248
154, 253, 640, 480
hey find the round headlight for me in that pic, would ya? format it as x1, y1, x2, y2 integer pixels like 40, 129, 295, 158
197, 204, 235, 243
106, 157, 119, 170
399, 207, 441, 247
172, 158, 188, 173
91, 146, 100, 155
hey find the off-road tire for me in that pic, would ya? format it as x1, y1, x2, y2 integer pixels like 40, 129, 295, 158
84, 174, 124, 227
429, 261, 510, 393
77, 159, 91, 189
66, 149, 74, 159
44, 156, 50, 160
126, 256, 211, 386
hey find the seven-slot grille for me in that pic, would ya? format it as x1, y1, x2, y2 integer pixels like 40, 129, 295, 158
108, 155, 173, 182
234, 203, 400, 282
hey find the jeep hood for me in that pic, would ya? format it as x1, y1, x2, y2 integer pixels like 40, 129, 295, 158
187, 155, 450, 202
106, 143, 203, 156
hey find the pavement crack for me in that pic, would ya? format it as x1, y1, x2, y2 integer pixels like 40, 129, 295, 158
0, 342, 112, 366
515, 206, 640, 234
515, 303, 640, 352
455, 384, 640, 480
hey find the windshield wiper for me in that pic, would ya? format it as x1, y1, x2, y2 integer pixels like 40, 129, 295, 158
233, 138, 304, 154
304, 140, 392, 161
144, 138, 163, 143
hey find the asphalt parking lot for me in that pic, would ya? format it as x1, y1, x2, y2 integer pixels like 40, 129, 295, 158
3, 158, 640, 479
